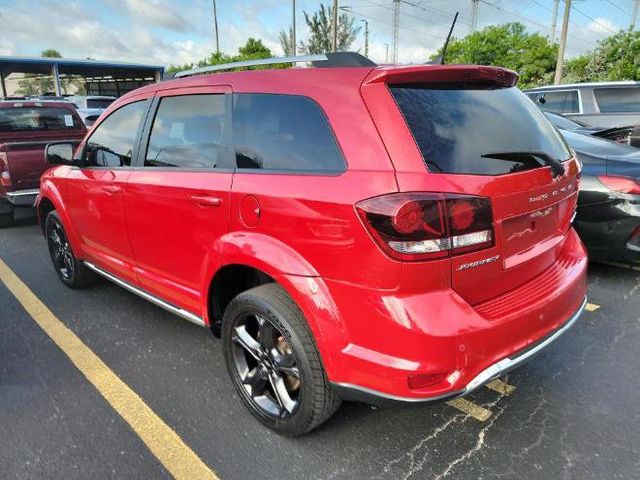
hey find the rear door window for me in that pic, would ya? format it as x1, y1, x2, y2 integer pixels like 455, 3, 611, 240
232, 93, 345, 172
594, 87, 640, 113
0, 107, 81, 132
390, 85, 572, 175
145, 94, 228, 169
530, 90, 580, 114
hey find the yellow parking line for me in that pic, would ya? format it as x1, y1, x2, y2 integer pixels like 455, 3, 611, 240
446, 398, 492, 422
485, 379, 516, 396
585, 303, 600, 312
0, 259, 218, 480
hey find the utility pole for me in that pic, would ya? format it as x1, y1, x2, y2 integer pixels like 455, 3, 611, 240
392, 0, 400, 63
470, 0, 479, 33
292, 0, 296, 55
554, 0, 571, 85
332, 0, 339, 52
213, 0, 219, 54
632, 0, 639, 30
361, 19, 369, 57
550, 0, 560, 42
385, 43, 389, 63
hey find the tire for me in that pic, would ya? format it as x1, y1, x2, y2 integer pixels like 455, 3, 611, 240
45, 211, 97, 289
0, 210, 13, 228
222, 283, 341, 436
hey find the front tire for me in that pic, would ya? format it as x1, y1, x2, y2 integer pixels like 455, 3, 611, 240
222, 283, 341, 436
45, 211, 97, 289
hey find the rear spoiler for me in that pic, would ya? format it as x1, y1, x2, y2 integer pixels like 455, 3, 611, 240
362, 64, 518, 88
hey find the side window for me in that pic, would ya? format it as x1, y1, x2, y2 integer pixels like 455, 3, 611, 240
534, 90, 580, 114
232, 93, 345, 172
594, 87, 640, 113
84, 100, 147, 167
145, 94, 227, 169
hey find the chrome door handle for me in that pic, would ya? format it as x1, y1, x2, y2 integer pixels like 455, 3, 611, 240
191, 195, 223, 207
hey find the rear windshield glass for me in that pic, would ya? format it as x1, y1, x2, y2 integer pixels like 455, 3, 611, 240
594, 87, 640, 113
86, 99, 114, 109
0, 107, 81, 132
390, 86, 572, 175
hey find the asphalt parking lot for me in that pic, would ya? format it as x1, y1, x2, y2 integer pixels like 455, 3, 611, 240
1, 211, 639, 480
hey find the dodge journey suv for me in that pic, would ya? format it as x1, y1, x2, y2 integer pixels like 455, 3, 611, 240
37, 53, 588, 436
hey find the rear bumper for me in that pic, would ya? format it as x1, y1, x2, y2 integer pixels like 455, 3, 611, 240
324, 228, 588, 403
333, 296, 586, 405
5, 189, 39, 206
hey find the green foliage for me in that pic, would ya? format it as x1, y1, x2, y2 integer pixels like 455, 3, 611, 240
576, 29, 640, 82
167, 37, 283, 74
431, 23, 557, 88
299, 4, 360, 54
41, 49, 62, 58
279, 27, 295, 56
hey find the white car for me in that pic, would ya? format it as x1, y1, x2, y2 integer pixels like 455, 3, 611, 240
67, 95, 115, 126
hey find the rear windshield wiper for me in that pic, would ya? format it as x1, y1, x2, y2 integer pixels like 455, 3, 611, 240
481, 151, 565, 177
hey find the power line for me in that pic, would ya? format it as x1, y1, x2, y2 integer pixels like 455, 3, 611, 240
604, 0, 631, 16
572, 5, 619, 33
343, 6, 445, 40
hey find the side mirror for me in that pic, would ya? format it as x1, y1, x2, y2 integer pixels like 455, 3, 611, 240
45, 142, 75, 165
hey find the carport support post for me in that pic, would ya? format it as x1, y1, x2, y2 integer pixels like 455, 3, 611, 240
51, 63, 62, 96
0, 72, 7, 98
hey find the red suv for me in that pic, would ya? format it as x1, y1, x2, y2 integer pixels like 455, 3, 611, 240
37, 54, 588, 436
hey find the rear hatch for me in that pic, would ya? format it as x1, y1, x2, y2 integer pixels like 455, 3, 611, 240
0, 104, 86, 190
362, 65, 580, 306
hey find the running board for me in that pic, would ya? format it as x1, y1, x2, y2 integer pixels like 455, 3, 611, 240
83, 261, 206, 328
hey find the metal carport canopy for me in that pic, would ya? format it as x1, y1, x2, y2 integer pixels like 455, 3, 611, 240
0, 56, 164, 96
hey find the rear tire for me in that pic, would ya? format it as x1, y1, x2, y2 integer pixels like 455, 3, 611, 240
45, 211, 97, 289
222, 283, 341, 436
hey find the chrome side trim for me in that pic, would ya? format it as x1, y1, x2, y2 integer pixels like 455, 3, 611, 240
6, 189, 39, 206
626, 242, 640, 252
83, 261, 206, 327
464, 296, 587, 393
334, 297, 587, 404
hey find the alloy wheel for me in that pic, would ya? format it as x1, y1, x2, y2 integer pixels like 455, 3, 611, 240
48, 221, 74, 281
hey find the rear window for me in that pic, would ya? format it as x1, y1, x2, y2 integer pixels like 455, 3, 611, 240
86, 99, 115, 109
0, 107, 81, 132
594, 87, 640, 113
390, 86, 572, 175
527, 90, 580, 114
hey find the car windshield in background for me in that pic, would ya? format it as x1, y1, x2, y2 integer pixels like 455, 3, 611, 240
390, 85, 572, 175
594, 87, 640, 113
0, 107, 81, 132
86, 99, 115, 109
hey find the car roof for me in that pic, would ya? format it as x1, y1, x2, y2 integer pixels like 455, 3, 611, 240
0, 100, 76, 108
526, 81, 640, 91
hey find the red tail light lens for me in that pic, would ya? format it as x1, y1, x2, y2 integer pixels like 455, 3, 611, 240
0, 152, 10, 188
356, 193, 494, 261
598, 175, 640, 195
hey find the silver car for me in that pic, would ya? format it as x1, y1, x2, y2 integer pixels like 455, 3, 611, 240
525, 81, 640, 129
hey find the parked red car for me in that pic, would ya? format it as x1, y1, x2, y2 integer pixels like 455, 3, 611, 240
37, 54, 588, 435
0, 101, 86, 226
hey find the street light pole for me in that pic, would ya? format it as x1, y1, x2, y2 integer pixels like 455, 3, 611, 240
361, 19, 369, 57
632, 0, 639, 30
554, 0, 571, 85
213, 0, 220, 54
550, 0, 560, 42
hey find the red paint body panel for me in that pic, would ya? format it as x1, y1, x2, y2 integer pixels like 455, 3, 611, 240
37, 64, 588, 401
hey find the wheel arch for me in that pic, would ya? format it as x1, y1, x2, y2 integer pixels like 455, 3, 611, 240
38, 182, 83, 257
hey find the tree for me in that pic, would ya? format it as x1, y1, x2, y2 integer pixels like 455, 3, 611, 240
430, 23, 557, 88
279, 27, 295, 56
41, 49, 62, 58
578, 29, 640, 82
299, 4, 361, 54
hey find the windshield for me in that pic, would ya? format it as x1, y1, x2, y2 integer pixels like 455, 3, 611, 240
390, 85, 572, 175
0, 107, 82, 132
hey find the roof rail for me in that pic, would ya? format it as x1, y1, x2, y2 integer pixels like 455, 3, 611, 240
172, 52, 376, 79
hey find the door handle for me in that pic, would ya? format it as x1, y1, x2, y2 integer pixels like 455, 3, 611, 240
102, 185, 121, 195
191, 195, 223, 207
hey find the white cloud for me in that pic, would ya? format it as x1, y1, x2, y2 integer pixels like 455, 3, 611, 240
587, 17, 618, 35
121, 0, 190, 33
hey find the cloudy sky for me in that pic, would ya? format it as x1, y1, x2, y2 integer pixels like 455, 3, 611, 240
0, 0, 635, 67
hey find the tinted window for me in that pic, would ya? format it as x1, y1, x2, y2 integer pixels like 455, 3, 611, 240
390, 85, 572, 175
232, 93, 345, 171
84, 100, 147, 168
145, 95, 227, 169
86, 98, 115, 109
531, 90, 580, 114
594, 87, 640, 113
0, 107, 81, 132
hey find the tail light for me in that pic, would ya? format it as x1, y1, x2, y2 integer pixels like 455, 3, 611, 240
0, 151, 11, 188
356, 193, 494, 261
598, 175, 640, 195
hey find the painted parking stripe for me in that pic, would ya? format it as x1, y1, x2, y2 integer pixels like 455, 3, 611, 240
485, 379, 516, 396
585, 303, 601, 312
0, 259, 218, 480
446, 398, 492, 422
